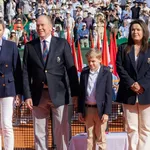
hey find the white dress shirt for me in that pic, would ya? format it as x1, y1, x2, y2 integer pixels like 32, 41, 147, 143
40, 35, 52, 54
86, 66, 100, 105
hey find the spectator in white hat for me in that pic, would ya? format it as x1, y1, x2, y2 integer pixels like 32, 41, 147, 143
8, 30, 18, 44
72, 0, 80, 11
82, 0, 89, 10
78, 22, 89, 48
64, 10, 75, 29
118, 19, 129, 39
88, 0, 97, 18
6, 0, 16, 27
75, 4, 83, 20
3, 21, 10, 40
67, 1, 74, 17
96, 12, 105, 40
92, 23, 100, 48
47, 0, 56, 15
29, 16, 38, 40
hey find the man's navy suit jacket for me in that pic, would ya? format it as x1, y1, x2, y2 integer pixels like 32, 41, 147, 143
23, 36, 79, 107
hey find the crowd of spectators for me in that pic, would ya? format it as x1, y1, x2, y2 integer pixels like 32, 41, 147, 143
0, 0, 150, 48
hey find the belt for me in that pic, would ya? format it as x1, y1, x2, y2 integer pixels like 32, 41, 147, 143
85, 104, 97, 108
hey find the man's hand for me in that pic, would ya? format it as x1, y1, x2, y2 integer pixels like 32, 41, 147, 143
25, 98, 33, 110
78, 113, 85, 123
72, 96, 78, 108
14, 94, 22, 107
101, 114, 109, 124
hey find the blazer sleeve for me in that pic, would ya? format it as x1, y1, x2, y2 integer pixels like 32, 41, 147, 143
138, 69, 150, 90
23, 43, 32, 100
78, 71, 85, 113
12, 42, 23, 95
103, 71, 112, 115
63, 40, 79, 97
116, 45, 135, 88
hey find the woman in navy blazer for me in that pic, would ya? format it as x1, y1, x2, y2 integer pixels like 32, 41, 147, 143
116, 19, 150, 150
0, 20, 22, 150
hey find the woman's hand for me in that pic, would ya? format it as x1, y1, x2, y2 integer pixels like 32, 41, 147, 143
131, 82, 144, 94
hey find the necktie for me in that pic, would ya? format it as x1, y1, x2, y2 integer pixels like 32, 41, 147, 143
42, 40, 49, 64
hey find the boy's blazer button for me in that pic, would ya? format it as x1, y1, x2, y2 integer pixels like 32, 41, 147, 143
1, 75, 4, 78
2, 84, 5, 87
5, 64, 8, 67
45, 70, 47, 73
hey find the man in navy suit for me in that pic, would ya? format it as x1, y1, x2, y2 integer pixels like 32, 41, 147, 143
78, 49, 112, 150
0, 20, 22, 150
23, 15, 79, 150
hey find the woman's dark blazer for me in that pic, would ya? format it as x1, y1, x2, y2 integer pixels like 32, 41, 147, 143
116, 43, 150, 105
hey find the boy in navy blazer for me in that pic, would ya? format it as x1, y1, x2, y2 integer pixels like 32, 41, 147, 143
78, 49, 112, 150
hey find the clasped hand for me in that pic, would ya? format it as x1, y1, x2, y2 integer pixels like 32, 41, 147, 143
131, 82, 144, 94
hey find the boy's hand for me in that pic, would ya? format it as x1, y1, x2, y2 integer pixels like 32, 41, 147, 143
78, 113, 85, 123
72, 96, 78, 108
101, 114, 109, 123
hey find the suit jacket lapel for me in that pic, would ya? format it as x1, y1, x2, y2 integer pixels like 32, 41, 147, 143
128, 46, 137, 73
45, 37, 57, 67
96, 65, 104, 89
84, 69, 89, 92
33, 38, 44, 66
0, 40, 6, 74
137, 51, 147, 73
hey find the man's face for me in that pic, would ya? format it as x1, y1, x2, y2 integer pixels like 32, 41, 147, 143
36, 16, 52, 40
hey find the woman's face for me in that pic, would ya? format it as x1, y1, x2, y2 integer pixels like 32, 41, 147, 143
131, 23, 143, 43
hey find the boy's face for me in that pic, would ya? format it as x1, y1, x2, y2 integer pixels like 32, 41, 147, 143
87, 56, 101, 71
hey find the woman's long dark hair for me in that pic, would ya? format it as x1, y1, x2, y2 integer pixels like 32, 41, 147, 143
125, 19, 149, 53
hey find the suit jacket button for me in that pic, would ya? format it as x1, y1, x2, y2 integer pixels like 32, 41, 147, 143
2, 84, 5, 87
1, 75, 4, 78
5, 64, 8, 68
42, 82, 44, 84
45, 70, 47, 73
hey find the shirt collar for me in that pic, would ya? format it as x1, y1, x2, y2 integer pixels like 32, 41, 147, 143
89, 66, 101, 75
40, 34, 52, 43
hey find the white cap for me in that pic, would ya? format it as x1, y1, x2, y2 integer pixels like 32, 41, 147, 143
17, 18, 22, 20
32, 15, 36, 19
66, 10, 71, 14
76, 4, 82, 9
11, 30, 16, 33
82, 22, 86, 26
